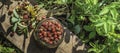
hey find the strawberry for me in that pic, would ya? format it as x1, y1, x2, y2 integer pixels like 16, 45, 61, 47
47, 34, 52, 37
57, 32, 62, 35
23, 14, 29, 19
55, 38, 59, 41
43, 37, 48, 42
43, 32, 47, 37
50, 37, 54, 40
54, 35, 58, 38
48, 41, 53, 44
54, 32, 57, 35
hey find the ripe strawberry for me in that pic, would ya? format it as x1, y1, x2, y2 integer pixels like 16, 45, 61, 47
55, 38, 59, 41
52, 28, 55, 32
40, 28, 43, 31
54, 32, 57, 35
50, 37, 54, 40
57, 24, 61, 27
43, 37, 48, 42
48, 22, 52, 26
57, 32, 62, 35
54, 35, 58, 38
48, 41, 53, 44
23, 14, 29, 19
39, 35, 43, 38
39, 33, 42, 36
43, 32, 47, 37
48, 34, 52, 37
48, 27, 52, 31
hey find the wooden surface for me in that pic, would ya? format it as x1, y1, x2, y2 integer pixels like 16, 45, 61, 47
0, 0, 87, 53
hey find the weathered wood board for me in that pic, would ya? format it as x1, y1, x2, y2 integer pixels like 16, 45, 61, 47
0, 0, 87, 53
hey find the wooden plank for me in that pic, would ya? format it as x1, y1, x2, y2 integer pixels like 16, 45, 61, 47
0, 0, 88, 53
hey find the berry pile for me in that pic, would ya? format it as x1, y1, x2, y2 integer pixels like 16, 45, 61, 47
38, 20, 63, 44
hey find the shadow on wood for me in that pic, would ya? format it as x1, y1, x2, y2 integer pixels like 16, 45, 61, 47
0, 14, 6, 34
26, 33, 57, 53
0, 0, 13, 9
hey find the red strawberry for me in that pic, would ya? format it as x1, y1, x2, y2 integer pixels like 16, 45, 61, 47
48, 41, 53, 44
54, 32, 57, 35
55, 38, 59, 41
47, 33, 52, 37
54, 35, 58, 38
39, 35, 43, 38
23, 14, 28, 19
57, 32, 62, 35
39, 33, 42, 36
52, 28, 55, 32
43, 37, 49, 42
43, 32, 47, 37
50, 37, 54, 40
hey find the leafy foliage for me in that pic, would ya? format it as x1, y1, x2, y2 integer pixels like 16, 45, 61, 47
0, 45, 14, 53
36, 0, 120, 53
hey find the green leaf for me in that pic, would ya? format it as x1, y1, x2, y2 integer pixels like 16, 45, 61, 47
13, 23, 17, 32
7, 47, 14, 53
116, 24, 120, 30
95, 22, 104, 27
89, 31, 96, 39
17, 22, 27, 28
13, 9, 19, 18
0, 45, 14, 53
11, 17, 19, 24
118, 44, 120, 53
0, 45, 3, 52
99, 7, 109, 15
83, 25, 93, 31
103, 23, 107, 33
39, 4, 44, 8
54, 0, 67, 4
110, 8, 118, 20
74, 25, 81, 34
88, 48, 96, 52
62, 0, 67, 3
24, 27, 28, 38
85, 0, 90, 4
93, 0, 98, 5
96, 27, 104, 35
79, 31, 85, 39
67, 16, 75, 24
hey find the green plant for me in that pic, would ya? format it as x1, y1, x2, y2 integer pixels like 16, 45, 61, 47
67, 0, 120, 53
88, 41, 106, 53
0, 45, 14, 53
36, 0, 120, 53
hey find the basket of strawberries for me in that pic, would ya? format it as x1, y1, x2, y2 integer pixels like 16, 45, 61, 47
34, 17, 64, 48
